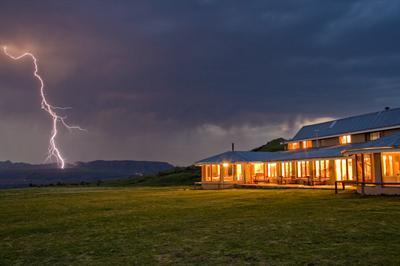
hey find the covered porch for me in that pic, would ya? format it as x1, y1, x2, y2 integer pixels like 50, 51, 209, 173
199, 158, 353, 187
197, 150, 400, 194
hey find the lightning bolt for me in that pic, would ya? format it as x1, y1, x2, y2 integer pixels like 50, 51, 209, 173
3, 46, 85, 169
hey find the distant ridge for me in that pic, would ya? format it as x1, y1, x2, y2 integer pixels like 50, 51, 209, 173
0, 160, 174, 188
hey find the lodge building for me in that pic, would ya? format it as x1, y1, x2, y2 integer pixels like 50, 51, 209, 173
195, 107, 400, 195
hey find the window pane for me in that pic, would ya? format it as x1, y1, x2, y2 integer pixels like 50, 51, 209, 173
382, 153, 400, 183
268, 163, 277, 177
335, 159, 342, 181
289, 142, 300, 150
370, 132, 380, 141
340, 135, 352, 144
236, 164, 242, 180
254, 163, 264, 174
364, 155, 373, 182
347, 159, 353, 180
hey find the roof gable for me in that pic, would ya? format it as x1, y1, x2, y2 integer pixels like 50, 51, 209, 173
292, 107, 400, 141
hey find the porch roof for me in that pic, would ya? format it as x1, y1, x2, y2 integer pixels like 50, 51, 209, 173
196, 132, 400, 165
342, 132, 400, 154
195, 146, 346, 165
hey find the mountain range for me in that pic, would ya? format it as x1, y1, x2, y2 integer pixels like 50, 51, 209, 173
0, 160, 174, 188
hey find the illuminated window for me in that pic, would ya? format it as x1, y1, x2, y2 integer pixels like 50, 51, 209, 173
356, 154, 363, 182
348, 159, 353, 180
315, 160, 331, 178
282, 161, 295, 177
335, 160, 342, 181
288, 142, 300, 150
267, 163, 277, 177
339, 135, 352, 144
253, 163, 264, 174
297, 161, 301, 177
290, 162, 296, 176
297, 161, 311, 177
335, 159, 353, 181
302, 140, 313, 149
281, 162, 292, 177
363, 154, 373, 182
382, 153, 400, 183
211, 165, 220, 177
236, 164, 242, 180
203, 165, 212, 181
206, 165, 211, 179
370, 132, 381, 141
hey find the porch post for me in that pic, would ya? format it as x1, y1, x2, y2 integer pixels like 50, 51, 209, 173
243, 163, 247, 184
233, 164, 236, 182
354, 155, 358, 182
361, 154, 365, 195
373, 153, 383, 187
210, 164, 214, 182
311, 160, 315, 186
264, 162, 267, 182
220, 164, 224, 184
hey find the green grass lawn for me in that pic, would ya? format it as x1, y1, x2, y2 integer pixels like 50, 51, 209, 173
1, 187, 400, 265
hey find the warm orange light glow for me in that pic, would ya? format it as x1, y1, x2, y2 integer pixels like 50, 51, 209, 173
348, 159, 353, 180
381, 152, 400, 182
363, 154, 372, 181
236, 164, 242, 180
281, 162, 293, 177
253, 163, 264, 174
383, 155, 387, 175
335, 159, 342, 181
288, 142, 300, 150
267, 163, 277, 177
211, 165, 220, 178
339, 135, 352, 144
302, 140, 313, 149
335, 159, 353, 181
315, 160, 330, 178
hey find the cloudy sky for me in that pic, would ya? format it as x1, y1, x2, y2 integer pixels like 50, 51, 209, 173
0, 0, 399, 166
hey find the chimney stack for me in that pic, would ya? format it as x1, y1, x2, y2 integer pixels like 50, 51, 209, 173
232, 143, 235, 152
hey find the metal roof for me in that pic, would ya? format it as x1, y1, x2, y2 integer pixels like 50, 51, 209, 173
292, 107, 400, 141
196, 132, 400, 165
196, 146, 345, 165
342, 132, 400, 152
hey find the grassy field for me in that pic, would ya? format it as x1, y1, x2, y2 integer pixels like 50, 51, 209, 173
1, 187, 400, 265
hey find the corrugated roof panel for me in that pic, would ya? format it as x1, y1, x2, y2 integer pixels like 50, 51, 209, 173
292, 107, 400, 141
343, 132, 400, 150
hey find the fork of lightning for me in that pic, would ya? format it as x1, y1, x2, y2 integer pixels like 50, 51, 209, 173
3, 46, 85, 169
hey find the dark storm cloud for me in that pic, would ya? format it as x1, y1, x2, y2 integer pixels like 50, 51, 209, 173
0, 0, 399, 165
